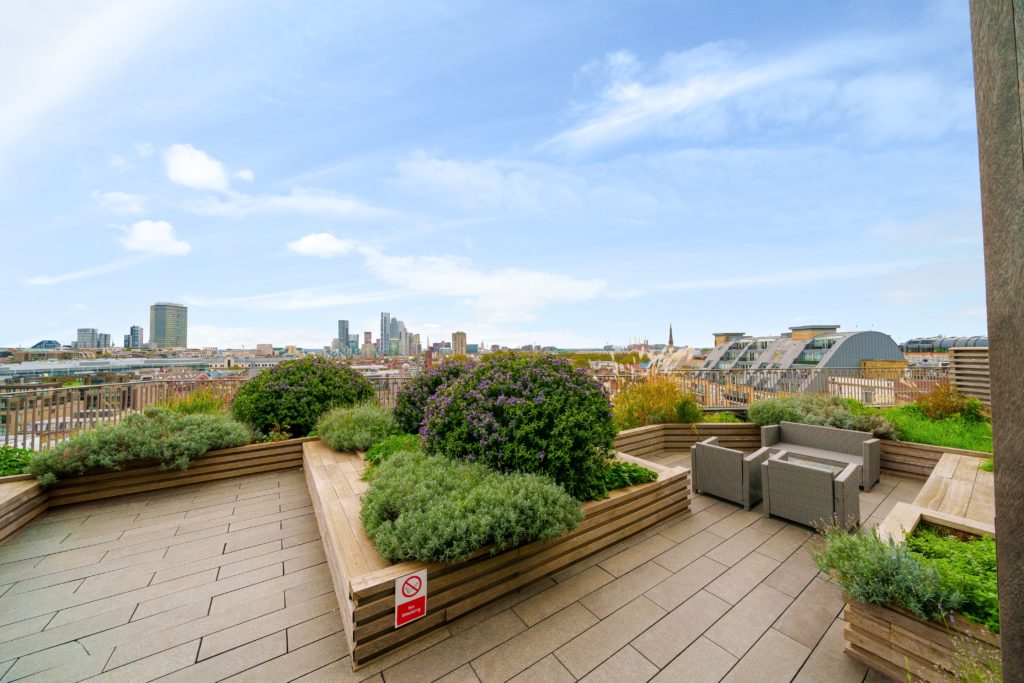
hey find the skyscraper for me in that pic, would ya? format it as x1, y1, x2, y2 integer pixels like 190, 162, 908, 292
379, 312, 390, 354
364, 331, 372, 345
128, 325, 143, 349
76, 328, 98, 348
452, 331, 467, 356
337, 320, 350, 355
150, 302, 188, 348
97, 333, 111, 349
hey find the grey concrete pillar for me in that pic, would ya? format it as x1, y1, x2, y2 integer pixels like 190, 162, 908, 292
969, 0, 1023, 678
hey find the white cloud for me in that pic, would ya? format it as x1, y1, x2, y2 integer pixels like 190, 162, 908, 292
93, 190, 146, 214
186, 285, 405, 311
185, 188, 388, 219
165, 143, 230, 191
234, 169, 254, 182
286, 233, 605, 323
24, 256, 149, 286
643, 261, 917, 295
119, 220, 191, 255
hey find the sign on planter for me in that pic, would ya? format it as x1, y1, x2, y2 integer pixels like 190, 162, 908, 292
394, 569, 428, 628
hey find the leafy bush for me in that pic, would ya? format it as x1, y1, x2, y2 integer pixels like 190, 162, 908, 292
317, 402, 401, 452
916, 382, 986, 422
0, 446, 33, 476
906, 526, 999, 633
393, 358, 474, 434
160, 388, 227, 415
421, 352, 616, 500
814, 526, 965, 623
700, 411, 744, 423
878, 405, 993, 453
232, 357, 375, 437
364, 434, 422, 466
602, 460, 658, 489
748, 395, 895, 438
361, 451, 583, 563
26, 408, 253, 487
612, 377, 700, 431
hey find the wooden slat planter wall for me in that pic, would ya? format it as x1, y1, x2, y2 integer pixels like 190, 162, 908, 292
0, 475, 47, 544
949, 347, 990, 406
879, 441, 990, 480
304, 440, 691, 669
613, 422, 761, 457
46, 437, 317, 506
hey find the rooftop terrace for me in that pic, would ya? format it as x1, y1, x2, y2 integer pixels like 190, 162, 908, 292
0, 450, 921, 682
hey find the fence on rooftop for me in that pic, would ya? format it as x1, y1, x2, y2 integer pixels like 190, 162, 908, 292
1, 365, 947, 451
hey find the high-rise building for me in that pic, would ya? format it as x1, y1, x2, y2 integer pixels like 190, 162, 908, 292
97, 333, 111, 349
379, 313, 391, 354
452, 331, 467, 356
348, 334, 359, 355
337, 320, 350, 355
364, 331, 372, 345
76, 328, 98, 348
123, 334, 131, 348
125, 325, 143, 349
150, 302, 188, 348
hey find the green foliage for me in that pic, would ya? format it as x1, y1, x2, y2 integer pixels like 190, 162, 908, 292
26, 408, 253, 487
231, 357, 375, 437
364, 434, 422, 466
421, 352, 617, 501
601, 460, 657, 489
878, 405, 993, 453
978, 458, 994, 472
0, 446, 33, 476
916, 382, 986, 423
612, 377, 700, 431
700, 411, 744, 423
160, 388, 227, 415
748, 395, 895, 438
316, 402, 401, 452
361, 451, 583, 563
393, 358, 475, 434
906, 526, 999, 633
814, 526, 965, 623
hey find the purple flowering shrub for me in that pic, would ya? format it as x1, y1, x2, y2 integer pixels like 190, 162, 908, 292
393, 358, 475, 434
421, 352, 618, 500
232, 357, 375, 437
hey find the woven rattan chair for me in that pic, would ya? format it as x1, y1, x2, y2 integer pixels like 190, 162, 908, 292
761, 421, 880, 491
690, 437, 772, 510
760, 450, 860, 530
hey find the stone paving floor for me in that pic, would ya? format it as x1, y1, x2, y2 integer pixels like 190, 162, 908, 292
0, 457, 922, 682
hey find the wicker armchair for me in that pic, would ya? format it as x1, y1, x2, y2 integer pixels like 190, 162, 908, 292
690, 437, 772, 510
761, 421, 880, 491
760, 450, 860, 530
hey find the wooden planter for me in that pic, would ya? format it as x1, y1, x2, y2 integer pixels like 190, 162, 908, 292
613, 423, 761, 458
303, 440, 691, 669
844, 506, 999, 682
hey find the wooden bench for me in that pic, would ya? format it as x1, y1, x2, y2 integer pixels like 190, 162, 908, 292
303, 440, 691, 669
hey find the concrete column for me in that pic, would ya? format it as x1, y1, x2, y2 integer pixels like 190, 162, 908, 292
969, 0, 1023, 678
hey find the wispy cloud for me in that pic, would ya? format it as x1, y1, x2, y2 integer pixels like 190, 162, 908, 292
186, 189, 388, 219
165, 143, 231, 191
93, 190, 146, 214
24, 255, 151, 286
286, 233, 605, 322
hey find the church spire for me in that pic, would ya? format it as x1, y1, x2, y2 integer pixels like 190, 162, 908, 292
668, 324, 674, 348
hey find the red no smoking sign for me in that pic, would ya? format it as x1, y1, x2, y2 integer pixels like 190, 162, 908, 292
394, 569, 428, 628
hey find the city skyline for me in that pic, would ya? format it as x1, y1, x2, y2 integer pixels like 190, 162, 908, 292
2, 2, 984, 350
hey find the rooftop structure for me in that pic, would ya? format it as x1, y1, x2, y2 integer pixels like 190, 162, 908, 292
701, 325, 904, 371
901, 335, 988, 353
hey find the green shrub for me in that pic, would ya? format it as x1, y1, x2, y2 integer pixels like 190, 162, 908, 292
393, 358, 475, 434
700, 411, 744, 423
26, 408, 253, 487
0, 446, 33, 476
421, 352, 616, 500
232, 357, 375, 437
602, 460, 657, 489
878, 405, 992, 453
814, 526, 965, 623
317, 402, 401, 452
160, 388, 227, 415
979, 458, 994, 472
748, 395, 894, 438
612, 377, 698, 431
916, 382, 986, 423
361, 451, 583, 563
364, 434, 422, 466
906, 526, 999, 633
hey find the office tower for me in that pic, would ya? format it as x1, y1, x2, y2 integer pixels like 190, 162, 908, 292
364, 331, 372, 345
76, 328, 98, 348
379, 313, 391, 354
337, 320, 350, 355
452, 331, 467, 356
127, 325, 143, 349
348, 334, 359, 355
97, 333, 111, 348
123, 334, 131, 349
150, 302, 188, 348
411, 333, 420, 355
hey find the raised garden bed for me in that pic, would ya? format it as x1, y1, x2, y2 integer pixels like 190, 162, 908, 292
613, 422, 761, 458
845, 504, 998, 682
303, 439, 691, 669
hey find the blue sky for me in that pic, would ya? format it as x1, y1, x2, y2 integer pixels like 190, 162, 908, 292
2, 1, 984, 350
